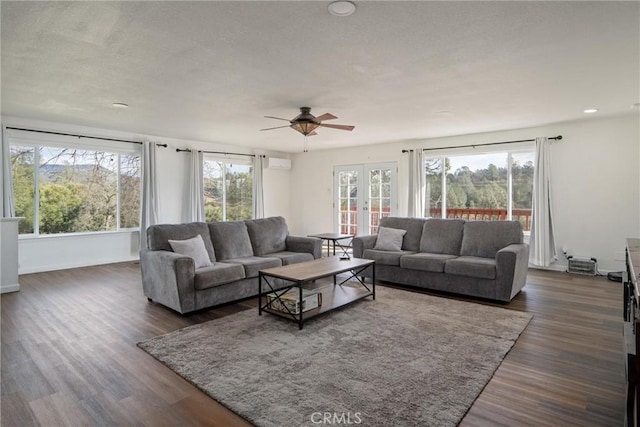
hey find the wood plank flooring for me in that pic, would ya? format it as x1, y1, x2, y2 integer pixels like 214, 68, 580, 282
1, 262, 625, 426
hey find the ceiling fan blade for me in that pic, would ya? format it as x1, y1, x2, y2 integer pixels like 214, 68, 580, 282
259, 125, 291, 131
264, 116, 291, 122
319, 123, 355, 131
315, 113, 338, 122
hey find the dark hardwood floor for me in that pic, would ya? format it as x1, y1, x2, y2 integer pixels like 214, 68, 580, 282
1, 262, 625, 426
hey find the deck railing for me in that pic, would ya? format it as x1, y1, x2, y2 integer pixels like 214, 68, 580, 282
429, 208, 532, 231
339, 206, 532, 235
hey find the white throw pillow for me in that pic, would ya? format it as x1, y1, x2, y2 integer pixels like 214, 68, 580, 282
168, 234, 212, 269
374, 227, 407, 251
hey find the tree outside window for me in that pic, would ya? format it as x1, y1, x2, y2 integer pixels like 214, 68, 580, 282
203, 159, 253, 222
10, 144, 140, 235
425, 151, 534, 231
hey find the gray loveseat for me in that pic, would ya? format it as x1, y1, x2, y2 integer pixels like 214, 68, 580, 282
353, 217, 529, 302
140, 216, 322, 314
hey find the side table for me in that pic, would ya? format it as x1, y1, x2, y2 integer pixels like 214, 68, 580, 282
307, 233, 354, 258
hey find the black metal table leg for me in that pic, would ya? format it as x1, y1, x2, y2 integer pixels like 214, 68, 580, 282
258, 272, 263, 315
372, 263, 376, 300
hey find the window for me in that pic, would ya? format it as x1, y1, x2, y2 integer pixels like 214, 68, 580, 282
9, 135, 140, 236
203, 158, 253, 222
425, 150, 534, 231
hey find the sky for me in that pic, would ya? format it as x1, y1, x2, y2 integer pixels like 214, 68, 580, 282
447, 152, 534, 172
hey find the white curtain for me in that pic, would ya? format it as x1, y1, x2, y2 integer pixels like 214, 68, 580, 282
253, 155, 265, 219
530, 137, 557, 266
140, 141, 159, 250
407, 149, 425, 217
188, 150, 204, 222
1, 127, 15, 217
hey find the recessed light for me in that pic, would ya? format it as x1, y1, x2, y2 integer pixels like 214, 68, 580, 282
583, 108, 598, 114
328, 1, 356, 17
112, 103, 129, 108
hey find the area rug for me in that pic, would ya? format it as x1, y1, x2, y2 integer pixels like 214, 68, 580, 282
138, 286, 532, 427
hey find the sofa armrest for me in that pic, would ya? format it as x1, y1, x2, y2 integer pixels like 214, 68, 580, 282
352, 235, 377, 258
140, 249, 196, 314
286, 235, 322, 259
495, 243, 530, 302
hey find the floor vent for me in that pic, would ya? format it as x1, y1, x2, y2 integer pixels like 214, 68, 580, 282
567, 256, 597, 275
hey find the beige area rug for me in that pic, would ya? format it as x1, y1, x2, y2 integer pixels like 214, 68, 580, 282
138, 286, 532, 427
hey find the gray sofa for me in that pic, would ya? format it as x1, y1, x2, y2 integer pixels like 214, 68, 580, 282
140, 216, 322, 314
353, 217, 529, 302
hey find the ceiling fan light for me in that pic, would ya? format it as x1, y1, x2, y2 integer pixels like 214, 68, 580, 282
291, 121, 320, 136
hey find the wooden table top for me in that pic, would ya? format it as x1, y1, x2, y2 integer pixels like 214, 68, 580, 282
307, 233, 354, 240
260, 256, 373, 282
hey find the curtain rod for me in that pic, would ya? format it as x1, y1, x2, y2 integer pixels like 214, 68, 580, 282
5, 126, 168, 147
176, 148, 256, 158
402, 135, 562, 153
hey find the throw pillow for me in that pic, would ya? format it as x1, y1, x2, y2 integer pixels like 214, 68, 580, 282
374, 227, 407, 251
168, 234, 212, 269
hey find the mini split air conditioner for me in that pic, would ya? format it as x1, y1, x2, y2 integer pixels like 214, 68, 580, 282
267, 157, 291, 170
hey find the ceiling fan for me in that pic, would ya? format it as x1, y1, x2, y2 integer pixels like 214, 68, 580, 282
260, 107, 355, 137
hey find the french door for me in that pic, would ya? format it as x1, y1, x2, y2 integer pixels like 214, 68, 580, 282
333, 163, 397, 236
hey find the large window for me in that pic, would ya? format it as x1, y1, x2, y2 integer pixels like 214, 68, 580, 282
203, 158, 253, 222
9, 135, 140, 236
425, 150, 534, 231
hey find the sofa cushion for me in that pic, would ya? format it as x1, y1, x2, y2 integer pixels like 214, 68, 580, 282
444, 256, 497, 280
263, 251, 314, 265
194, 263, 246, 290
209, 221, 254, 261
168, 235, 212, 269
147, 222, 215, 261
374, 227, 407, 251
400, 253, 458, 273
460, 221, 523, 259
245, 216, 288, 256
420, 219, 465, 255
378, 217, 427, 251
221, 256, 282, 278
362, 249, 416, 266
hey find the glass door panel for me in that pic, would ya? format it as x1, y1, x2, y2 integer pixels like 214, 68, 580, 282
336, 167, 360, 235
367, 165, 394, 234
334, 163, 396, 236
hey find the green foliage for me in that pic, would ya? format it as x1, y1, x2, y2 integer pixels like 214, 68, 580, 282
425, 156, 534, 214
204, 162, 253, 222
10, 146, 140, 234
38, 183, 85, 234
11, 151, 36, 233
475, 180, 508, 208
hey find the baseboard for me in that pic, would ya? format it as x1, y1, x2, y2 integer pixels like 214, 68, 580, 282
19, 256, 140, 274
0, 283, 20, 294
528, 264, 567, 272
529, 264, 617, 277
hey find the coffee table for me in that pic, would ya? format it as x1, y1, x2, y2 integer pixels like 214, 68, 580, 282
258, 256, 375, 329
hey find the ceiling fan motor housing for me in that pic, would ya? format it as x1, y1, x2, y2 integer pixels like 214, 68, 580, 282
291, 107, 320, 135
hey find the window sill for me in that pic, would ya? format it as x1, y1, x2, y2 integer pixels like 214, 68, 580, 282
19, 229, 139, 240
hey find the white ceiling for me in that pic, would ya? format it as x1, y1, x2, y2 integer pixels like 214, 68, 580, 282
2, 1, 638, 153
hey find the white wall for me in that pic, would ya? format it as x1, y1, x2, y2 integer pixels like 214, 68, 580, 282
4, 113, 636, 273
2, 116, 290, 273
289, 114, 640, 272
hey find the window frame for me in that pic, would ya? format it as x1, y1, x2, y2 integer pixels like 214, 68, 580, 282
202, 155, 255, 222
7, 129, 141, 238
423, 142, 535, 232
